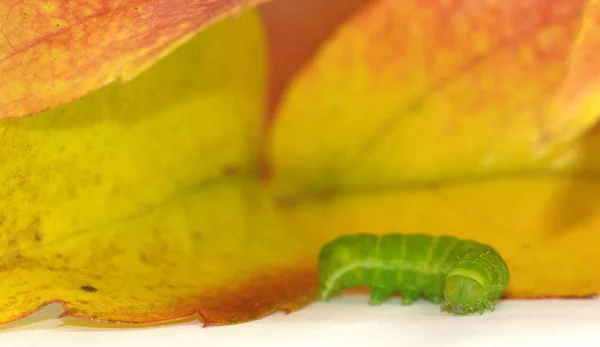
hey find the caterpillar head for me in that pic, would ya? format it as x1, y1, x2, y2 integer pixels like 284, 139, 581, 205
442, 273, 494, 315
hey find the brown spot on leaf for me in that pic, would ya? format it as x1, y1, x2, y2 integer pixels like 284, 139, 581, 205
139, 253, 149, 264
191, 232, 203, 241
23, 217, 42, 243
222, 165, 241, 178
80, 286, 98, 293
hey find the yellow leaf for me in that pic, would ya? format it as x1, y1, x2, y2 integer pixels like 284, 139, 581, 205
267, 0, 600, 298
0, 10, 314, 326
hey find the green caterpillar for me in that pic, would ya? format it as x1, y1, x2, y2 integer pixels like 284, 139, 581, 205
318, 233, 510, 315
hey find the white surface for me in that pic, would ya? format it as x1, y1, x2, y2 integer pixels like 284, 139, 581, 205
0, 296, 599, 346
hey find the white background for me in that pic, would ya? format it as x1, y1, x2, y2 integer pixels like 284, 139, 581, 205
0, 296, 599, 346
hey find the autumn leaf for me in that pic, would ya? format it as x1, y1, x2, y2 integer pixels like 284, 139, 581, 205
3, 0, 600, 328
539, 0, 600, 150
0, 0, 266, 119
0, 9, 315, 326
267, 0, 600, 298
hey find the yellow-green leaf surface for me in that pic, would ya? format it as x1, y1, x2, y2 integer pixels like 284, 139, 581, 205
0, 10, 315, 326
268, 0, 600, 298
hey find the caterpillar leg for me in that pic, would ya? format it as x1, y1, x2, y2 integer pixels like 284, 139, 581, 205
369, 287, 395, 305
424, 292, 444, 304
400, 290, 420, 305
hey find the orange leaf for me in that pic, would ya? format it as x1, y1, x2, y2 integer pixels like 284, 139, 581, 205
0, 0, 266, 119
270, 0, 590, 191
540, 0, 600, 149
258, 0, 368, 117
267, 0, 600, 299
